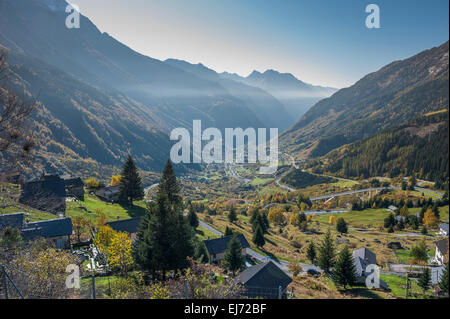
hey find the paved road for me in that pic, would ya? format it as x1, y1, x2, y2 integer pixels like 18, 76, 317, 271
414, 186, 444, 199
144, 183, 159, 194
310, 187, 388, 201
274, 177, 296, 192
228, 163, 251, 185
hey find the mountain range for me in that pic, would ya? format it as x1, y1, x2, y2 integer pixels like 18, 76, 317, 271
0, 0, 334, 176
221, 69, 337, 119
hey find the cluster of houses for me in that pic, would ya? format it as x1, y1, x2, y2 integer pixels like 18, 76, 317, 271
0, 212, 73, 249
18, 174, 84, 214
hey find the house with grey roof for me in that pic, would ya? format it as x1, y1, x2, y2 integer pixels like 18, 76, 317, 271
438, 222, 449, 237
0, 213, 73, 249
62, 175, 85, 201
235, 261, 292, 299
19, 175, 66, 214
203, 234, 250, 263
106, 217, 142, 240
0, 213, 24, 231
434, 239, 448, 266
95, 185, 120, 203
352, 247, 389, 291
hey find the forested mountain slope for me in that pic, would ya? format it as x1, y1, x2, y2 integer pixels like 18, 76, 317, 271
280, 41, 449, 159
310, 111, 449, 185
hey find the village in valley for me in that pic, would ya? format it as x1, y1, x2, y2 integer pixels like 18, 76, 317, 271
0, 153, 448, 299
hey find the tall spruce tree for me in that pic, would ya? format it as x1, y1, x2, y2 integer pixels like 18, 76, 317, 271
252, 225, 265, 247
119, 156, 144, 205
336, 218, 348, 234
224, 226, 234, 237
439, 263, 449, 295
418, 267, 431, 294
332, 246, 357, 289
132, 159, 194, 280
306, 242, 317, 265
188, 206, 199, 229
158, 160, 182, 208
318, 229, 336, 274
228, 206, 237, 223
223, 235, 244, 276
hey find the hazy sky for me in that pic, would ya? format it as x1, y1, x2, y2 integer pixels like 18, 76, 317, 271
68, 0, 449, 88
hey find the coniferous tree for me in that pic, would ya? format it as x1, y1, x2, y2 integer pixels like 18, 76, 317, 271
158, 160, 182, 208
336, 218, 348, 234
250, 209, 258, 225
188, 206, 199, 229
306, 242, 317, 265
223, 235, 244, 276
262, 211, 270, 230
332, 246, 358, 289
418, 267, 431, 294
252, 225, 265, 247
119, 156, 144, 205
132, 160, 194, 280
439, 263, 449, 295
298, 212, 307, 224
224, 226, 234, 237
194, 240, 209, 264
318, 229, 336, 274
228, 206, 237, 223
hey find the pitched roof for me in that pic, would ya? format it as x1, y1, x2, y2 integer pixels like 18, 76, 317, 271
106, 217, 142, 234
435, 239, 449, 255
21, 178, 67, 198
63, 177, 85, 188
20, 227, 43, 241
236, 261, 292, 289
440, 223, 449, 233
353, 248, 377, 265
203, 234, 250, 255
0, 213, 24, 231
23, 217, 73, 238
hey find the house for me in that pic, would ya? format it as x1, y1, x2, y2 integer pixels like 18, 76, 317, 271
235, 261, 292, 299
62, 175, 85, 201
353, 248, 377, 277
352, 247, 389, 291
0, 212, 73, 249
388, 205, 398, 213
95, 185, 120, 202
19, 175, 66, 214
434, 239, 448, 266
203, 234, 250, 263
438, 223, 449, 236
0, 212, 24, 231
106, 217, 142, 240
22, 217, 73, 249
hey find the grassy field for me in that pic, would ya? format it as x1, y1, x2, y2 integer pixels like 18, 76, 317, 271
195, 226, 220, 240
380, 274, 436, 299
315, 209, 391, 228
66, 194, 147, 222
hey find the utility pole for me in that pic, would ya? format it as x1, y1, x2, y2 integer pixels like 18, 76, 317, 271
405, 273, 409, 299
1, 265, 8, 299
184, 279, 189, 299
91, 274, 96, 299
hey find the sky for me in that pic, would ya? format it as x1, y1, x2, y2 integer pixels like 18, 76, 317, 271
68, 0, 449, 88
